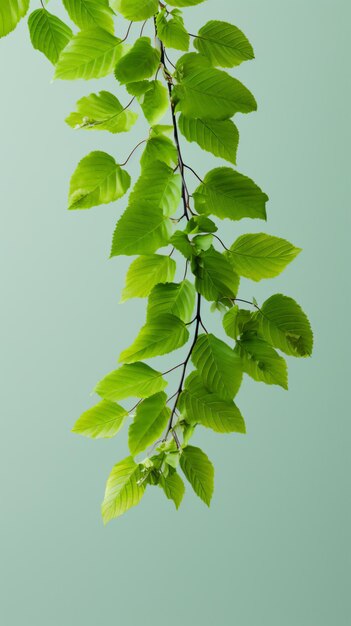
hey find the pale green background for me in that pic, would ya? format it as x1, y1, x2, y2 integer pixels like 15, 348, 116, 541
0, 1, 349, 624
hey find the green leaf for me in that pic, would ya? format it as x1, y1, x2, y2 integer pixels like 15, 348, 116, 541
259, 294, 313, 357
111, 203, 173, 256
114, 37, 160, 84
62, 0, 114, 34
180, 445, 214, 506
179, 115, 239, 165
167, 0, 206, 6
72, 400, 127, 438
194, 20, 254, 67
229, 233, 301, 281
102, 457, 145, 523
147, 280, 196, 323
180, 373, 245, 434
185, 215, 217, 234
119, 314, 189, 364
110, 0, 158, 21
159, 470, 185, 509
55, 28, 124, 80
191, 333, 242, 400
140, 134, 178, 169
235, 337, 288, 389
65, 90, 138, 133
0, 0, 29, 38
156, 10, 190, 51
129, 160, 181, 217
95, 362, 167, 401
193, 167, 268, 221
121, 255, 176, 302
173, 65, 256, 120
138, 80, 169, 125
194, 247, 240, 301
170, 231, 193, 259
68, 151, 130, 210
223, 306, 255, 340
28, 9, 72, 65
128, 392, 170, 455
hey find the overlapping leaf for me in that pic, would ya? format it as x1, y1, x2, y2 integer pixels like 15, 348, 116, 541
114, 37, 160, 84
68, 151, 130, 210
147, 280, 196, 323
0, 0, 29, 38
95, 362, 167, 401
55, 28, 124, 80
129, 160, 182, 217
110, 0, 158, 21
235, 337, 288, 389
121, 255, 176, 301
191, 333, 242, 400
129, 392, 170, 455
65, 91, 138, 133
194, 247, 240, 301
62, 0, 114, 33
156, 9, 190, 51
138, 80, 169, 124
259, 294, 313, 357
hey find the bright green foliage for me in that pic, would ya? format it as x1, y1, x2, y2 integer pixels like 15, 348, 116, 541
95, 362, 167, 401
180, 446, 214, 506
2, 0, 313, 521
235, 338, 288, 390
110, 0, 158, 21
129, 392, 170, 455
119, 314, 189, 363
138, 80, 169, 124
173, 63, 257, 119
114, 37, 160, 84
147, 280, 196, 323
55, 28, 124, 80
180, 373, 245, 433
156, 9, 190, 51
229, 233, 301, 281
121, 254, 176, 301
193, 20, 254, 67
159, 470, 185, 509
65, 91, 138, 133
28, 9, 72, 65
259, 294, 313, 357
191, 334, 242, 400
179, 115, 239, 164
193, 167, 268, 221
0, 0, 29, 38
68, 151, 130, 210
62, 0, 114, 34
72, 400, 127, 438
102, 457, 145, 523
111, 203, 173, 256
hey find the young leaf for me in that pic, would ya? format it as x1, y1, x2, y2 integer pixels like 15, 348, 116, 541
0, 0, 29, 38
129, 160, 182, 217
180, 445, 214, 506
114, 37, 160, 84
121, 255, 176, 301
147, 280, 196, 324
170, 231, 194, 259
95, 362, 167, 401
180, 375, 245, 434
119, 314, 189, 364
111, 204, 173, 256
68, 151, 130, 210
139, 80, 169, 125
173, 65, 257, 120
159, 470, 185, 509
193, 167, 268, 221
191, 333, 242, 400
72, 400, 127, 439
62, 0, 114, 34
193, 20, 254, 67
229, 233, 301, 281
235, 337, 288, 389
223, 306, 254, 340
65, 91, 138, 133
156, 10, 190, 51
179, 115, 239, 164
259, 294, 313, 357
140, 134, 178, 169
185, 215, 218, 234
28, 9, 72, 65
110, 0, 158, 21
102, 457, 145, 523
194, 247, 240, 301
128, 392, 170, 455
55, 28, 124, 80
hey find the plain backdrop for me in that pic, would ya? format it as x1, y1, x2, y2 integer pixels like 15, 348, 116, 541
0, 1, 350, 624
